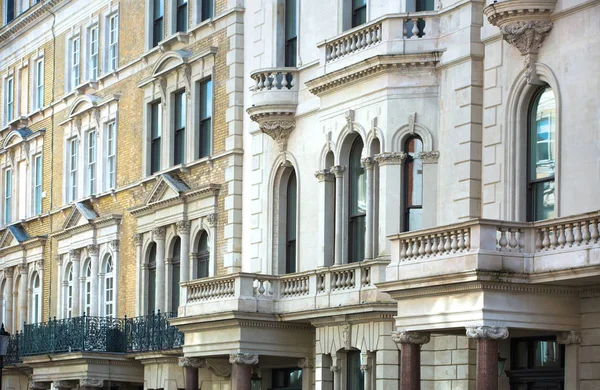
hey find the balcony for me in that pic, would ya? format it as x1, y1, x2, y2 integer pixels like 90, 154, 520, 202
179, 259, 393, 321
5, 312, 184, 364
247, 68, 299, 152
386, 211, 600, 288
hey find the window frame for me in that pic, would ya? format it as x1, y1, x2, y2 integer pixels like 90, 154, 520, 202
147, 242, 157, 314
5, 76, 14, 124
284, 0, 297, 67
68, 138, 79, 202
403, 136, 423, 232
83, 259, 92, 316
5, 0, 15, 24
33, 58, 44, 111
71, 36, 81, 89
176, 0, 188, 32
86, 129, 97, 196
347, 137, 366, 264
66, 264, 74, 318
88, 25, 99, 81
285, 170, 297, 273
150, 101, 163, 174
107, 13, 119, 72
173, 89, 186, 166
103, 255, 115, 317
105, 121, 117, 189
199, 0, 214, 23
170, 236, 181, 312
197, 78, 213, 159
4, 168, 12, 225
33, 154, 42, 215
351, 0, 367, 28
152, 0, 165, 47
196, 231, 209, 279
31, 272, 41, 324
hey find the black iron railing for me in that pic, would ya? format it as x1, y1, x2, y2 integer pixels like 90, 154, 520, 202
5, 311, 183, 364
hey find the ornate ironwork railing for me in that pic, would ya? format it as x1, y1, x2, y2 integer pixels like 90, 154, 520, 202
5, 311, 183, 363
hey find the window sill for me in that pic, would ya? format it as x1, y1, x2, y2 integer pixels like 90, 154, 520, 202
144, 155, 214, 181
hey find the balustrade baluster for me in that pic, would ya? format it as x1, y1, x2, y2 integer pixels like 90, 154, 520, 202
365, 29, 372, 45
349, 271, 355, 288
437, 234, 444, 254
450, 231, 458, 253
582, 220, 591, 245
518, 229, 524, 251
498, 228, 508, 250
509, 229, 518, 249
430, 236, 438, 255
257, 74, 264, 90
549, 226, 558, 249
418, 238, 425, 257
400, 241, 407, 259
557, 225, 566, 248
573, 222, 582, 245
425, 237, 432, 256
406, 239, 413, 258
464, 229, 470, 249
590, 219, 599, 244
457, 231, 465, 251
564, 223, 574, 247
350, 35, 357, 51
281, 73, 288, 89
264, 73, 273, 90
412, 20, 419, 38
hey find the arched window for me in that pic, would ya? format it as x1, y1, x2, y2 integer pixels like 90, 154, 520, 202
404, 136, 423, 231
66, 264, 74, 318
348, 138, 366, 263
104, 256, 114, 317
197, 231, 209, 279
528, 86, 556, 221
83, 260, 92, 316
31, 272, 41, 324
170, 237, 181, 313
346, 349, 364, 390
147, 243, 157, 314
285, 170, 297, 273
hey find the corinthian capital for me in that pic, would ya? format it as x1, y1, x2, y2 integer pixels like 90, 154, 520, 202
79, 379, 103, 388
178, 357, 206, 368
87, 244, 99, 256
391, 331, 430, 346
314, 169, 334, 182
466, 326, 509, 340
152, 227, 166, 240
69, 249, 81, 261
361, 157, 375, 170
133, 233, 144, 247
229, 353, 259, 365
176, 220, 191, 235
374, 152, 407, 166
419, 151, 440, 164
557, 331, 582, 345
330, 165, 345, 178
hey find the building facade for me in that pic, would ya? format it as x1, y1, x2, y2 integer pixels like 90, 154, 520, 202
0, 0, 599, 390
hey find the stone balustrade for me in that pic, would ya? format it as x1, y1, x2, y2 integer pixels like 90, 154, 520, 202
251, 68, 299, 92
179, 260, 391, 319
387, 211, 600, 282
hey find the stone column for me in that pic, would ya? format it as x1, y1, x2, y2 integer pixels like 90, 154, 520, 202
87, 244, 99, 316
374, 153, 406, 256
177, 221, 191, 286
229, 353, 258, 390
165, 257, 173, 311
392, 331, 430, 390
558, 330, 581, 389
330, 165, 345, 265
110, 240, 120, 315
134, 234, 143, 316
466, 326, 509, 390
360, 351, 371, 390
298, 358, 314, 390
56, 254, 63, 318
315, 170, 335, 267
362, 157, 375, 261
153, 227, 166, 312
70, 249, 81, 316
330, 353, 341, 390
18, 263, 27, 329
5, 268, 13, 332
178, 357, 206, 390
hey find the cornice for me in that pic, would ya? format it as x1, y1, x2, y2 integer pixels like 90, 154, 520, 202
306, 53, 440, 96
51, 214, 122, 239
0, 1, 67, 46
129, 184, 220, 216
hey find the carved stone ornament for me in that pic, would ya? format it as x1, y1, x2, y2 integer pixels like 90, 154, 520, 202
53, 381, 77, 390
18, 263, 28, 274
314, 169, 335, 182
55, 254, 63, 265
133, 233, 144, 247
176, 220, 192, 235
557, 331, 582, 345
69, 249, 81, 261
298, 358, 313, 369
206, 212, 218, 227
260, 120, 296, 152
330, 365, 340, 373
152, 226, 166, 240
330, 165, 346, 178
465, 326, 509, 340
419, 151, 440, 164
360, 352, 370, 372
229, 353, 259, 365
342, 323, 351, 350
79, 379, 103, 388
110, 239, 120, 252
29, 382, 49, 390
206, 359, 232, 378
391, 331, 431, 346
361, 157, 375, 170
408, 112, 416, 133
87, 244, 100, 256
158, 76, 167, 101
345, 109, 355, 129
374, 152, 407, 166
178, 357, 207, 368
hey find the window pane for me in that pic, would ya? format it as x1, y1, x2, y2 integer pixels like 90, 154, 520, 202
201, 0, 213, 21
34, 156, 42, 214
174, 91, 186, 165
151, 102, 162, 173
416, 0, 435, 11
534, 341, 561, 368
286, 171, 297, 273
532, 180, 555, 221
199, 79, 212, 157
285, 0, 297, 41
347, 351, 365, 390
171, 263, 180, 311
177, 0, 188, 32
198, 232, 210, 278
530, 87, 556, 181
348, 138, 365, 263
352, 0, 367, 27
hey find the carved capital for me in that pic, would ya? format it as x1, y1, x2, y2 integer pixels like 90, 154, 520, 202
4, 268, 13, 278
206, 359, 232, 378
361, 157, 375, 170
557, 331, 582, 345
110, 240, 120, 253
79, 379, 103, 388
298, 358, 313, 369
206, 212, 218, 227
330, 165, 345, 178
86, 244, 99, 256
54, 381, 77, 390
342, 323, 351, 350
55, 254, 63, 265
419, 151, 440, 164
178, 357, 207, 368
374, 152, 407, 166
330, 365, 340, 373
466, 326, 509, 340
260, 120, 296, 152
152, 227, 166, 241
18, 263, 28, 274
391, 331, 431, 346
69, 249, 81, 261
314, 169, 335, 182
133, 233, 144, 247
176, 220, 192, 235
29, 382, 50, 390
229, 353, 259, 365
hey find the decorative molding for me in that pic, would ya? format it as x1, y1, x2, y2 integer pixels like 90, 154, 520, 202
330, 165, 346, 178
345, 109, 355, 130
176, 220, 192, 235
259, 119, 296, 152
152, 227, 166, 240
206, 359, 232, 378
86, 244, 100, 256
110, 240, 120, 253
18, 263, 28, 274
342, 323, 351, 350
314, 169, 335, 182
69, 249, 81, 261
330, 365, 340, 373
557, 331, 582, 345
178, 357, 206, 368
465, 326, 509, 340
79, 379, 103, 388
206, 212, 218, 227
53, 381, 77, 390
501, 21, 553, 84
374, 152, 406, 166
361, 157, 375, 170
133, 233, 144, 247
3, 268, 13, 278
419, 151, 440, 164
298, 358, 313, 369
391, 331, 431, 345
229, 353, 259, 365
408, 113, 416, 133
29, 382, 49, 390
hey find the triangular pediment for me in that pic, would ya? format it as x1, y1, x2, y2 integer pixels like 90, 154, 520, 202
145, 173, 191, 205
0, 230, 13, 248
63, 201, 99, 230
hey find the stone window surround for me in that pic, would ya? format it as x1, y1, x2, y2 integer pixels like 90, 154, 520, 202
30, 48, 44, 113
2, 70, 15, 127
136, 217, 216, 316
57, 240, 120, 319
102, 2, 120, 74
64, 27, 82, 93
0, 129, 45, 224
140, 50, 215, 177
60, 95, 119, 204
82, 15, 100, 83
